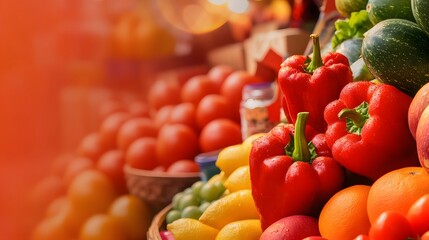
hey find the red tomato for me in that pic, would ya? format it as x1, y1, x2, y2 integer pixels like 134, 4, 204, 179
369, 211, 416, 240
63, 157, 95, 186
406, 194, 429, 236
117, 117, 157, 152
78, 132, 104, 162
196, 94, 239, 129
167, 102, 198, 131
126, 137, 158, 170
166, 160, 200, 173
220, 70, 262, 109
30, 175, 66, 212
181, 75, 217, 106
207, 65, 235, 93
96, 150, 127, 194
154, 105, 174, 130
99, 112, 132, 151
199, 118, 242, 153
147, 79, 181, 111
156, 124, 200, 168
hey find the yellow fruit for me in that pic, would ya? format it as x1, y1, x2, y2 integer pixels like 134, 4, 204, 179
224, 166, 251, 192
215, 219, 262, 240
199, 189, 260, 229
242, 133, 265, 157
216, 144, 246, 176
208, 171, 227, 184
167, 218, 219, 240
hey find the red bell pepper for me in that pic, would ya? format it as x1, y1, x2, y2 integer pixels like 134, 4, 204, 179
249, 112, 346, 230
324, 81, 419, 181
278, 34, 352, 133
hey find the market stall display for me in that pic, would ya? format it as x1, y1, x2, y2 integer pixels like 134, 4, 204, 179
25, 0, 429, 239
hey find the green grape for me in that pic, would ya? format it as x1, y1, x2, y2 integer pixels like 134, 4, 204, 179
199, 182, 224, 202
191, 181, 204, 199
166, 210, 182, 224
178, 193, 200, 210
184, 187, 193, 194
172, 192, 184, 210
199, 201, 211, 213
181, 206, 202, 219
213, 181, 226, 194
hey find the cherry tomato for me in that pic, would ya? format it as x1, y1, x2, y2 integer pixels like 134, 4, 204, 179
406, 194, 429, 236
207, 65, 235, 93
96, 150, 127, 194
181, 75, 217, 106
126, 137, 158, 170
116, 117, 157, 152
156, 123, 200, 168
166, 159, 200, 173
199, 118, 242, 153
168, 102, 198, 131
148, 79, 181, 111
220, 70, 262, 110
97, 99, 127, 124
30, 175, 66, 213
154, 105, 174, 130
99, 112, 132, 151
196, 94, 239, 129
77, 132, 104, 162
369, 211, 416, 240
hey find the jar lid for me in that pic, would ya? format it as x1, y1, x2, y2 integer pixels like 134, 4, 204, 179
195, 150, 221, 167
242, 81, 276, 101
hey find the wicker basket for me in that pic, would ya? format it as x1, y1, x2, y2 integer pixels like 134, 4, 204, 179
147, 204, 172, 240
124, 164, 201, 212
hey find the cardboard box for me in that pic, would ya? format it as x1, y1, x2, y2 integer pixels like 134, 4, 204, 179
244, 28, 309, 75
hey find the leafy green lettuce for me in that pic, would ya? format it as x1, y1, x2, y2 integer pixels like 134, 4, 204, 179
332, 10, 374, 49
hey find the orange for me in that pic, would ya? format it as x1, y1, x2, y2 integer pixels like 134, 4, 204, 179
79, 214, 128, 240
367, 167, 429, 224
319, 185, 371, 240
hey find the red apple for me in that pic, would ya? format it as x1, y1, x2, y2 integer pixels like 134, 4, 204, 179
408, 82, 429, 139
416, 105, 429, 172
260, 215, 320, 240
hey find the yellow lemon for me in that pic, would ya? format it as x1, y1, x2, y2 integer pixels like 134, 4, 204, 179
224, 166, 251, 192
215, 219, 262, 240
215, 144, 246, 176
167, 218, 218, 240
241, 133, 265, 157
199, 189, 260, 229
208, 171, 227, 184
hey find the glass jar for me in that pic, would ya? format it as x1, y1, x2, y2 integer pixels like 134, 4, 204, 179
240, 81, 281, 140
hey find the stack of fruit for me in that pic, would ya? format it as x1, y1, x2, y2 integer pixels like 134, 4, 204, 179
159, 0, 429, 239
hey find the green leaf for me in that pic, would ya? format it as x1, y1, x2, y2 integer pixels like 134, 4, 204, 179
332, 10, 374, 49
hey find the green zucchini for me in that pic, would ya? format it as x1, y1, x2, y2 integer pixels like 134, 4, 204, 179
335, 38, 363, 65
412, 0, 429, 36
362, 19, 429, 96
335, 0, 368, 18
351, 58, 374, 81
367, 0, 415, 24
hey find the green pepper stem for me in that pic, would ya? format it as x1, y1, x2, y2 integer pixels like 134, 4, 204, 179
338, 102, 370, 135
292, 112, 311, 162
338, 108, 365, 128
305, 34, 324, 73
